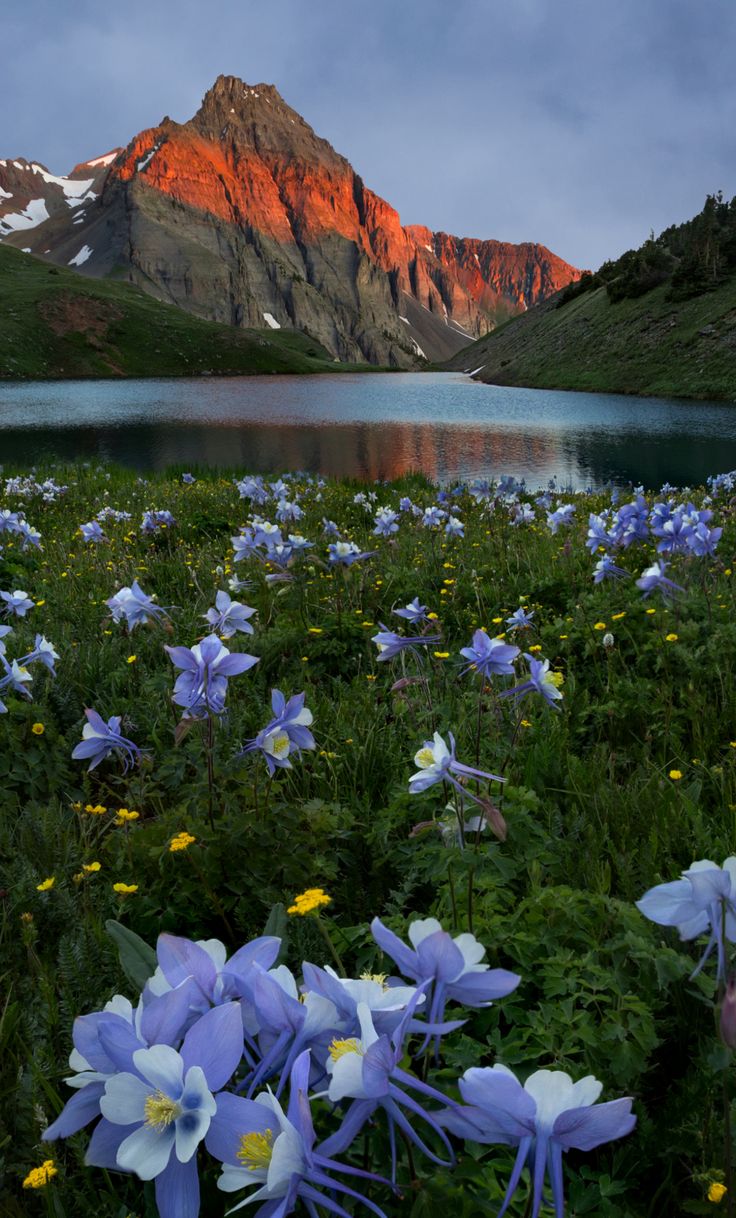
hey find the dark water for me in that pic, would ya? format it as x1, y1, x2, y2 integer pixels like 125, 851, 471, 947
1, 372, 735, 488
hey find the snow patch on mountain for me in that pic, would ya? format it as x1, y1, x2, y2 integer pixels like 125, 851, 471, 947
68, 244, 93, 267
0, 198, 49, 235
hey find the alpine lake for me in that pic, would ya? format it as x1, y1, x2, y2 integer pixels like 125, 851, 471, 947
1, 371, 735, 488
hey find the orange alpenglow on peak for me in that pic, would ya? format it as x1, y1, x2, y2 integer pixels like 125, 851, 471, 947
0, 74, 580, 366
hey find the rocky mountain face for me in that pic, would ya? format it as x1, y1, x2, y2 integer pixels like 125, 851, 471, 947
0, 76, 581, 365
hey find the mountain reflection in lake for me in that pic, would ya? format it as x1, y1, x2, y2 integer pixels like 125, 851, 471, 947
1, 373, 735, 488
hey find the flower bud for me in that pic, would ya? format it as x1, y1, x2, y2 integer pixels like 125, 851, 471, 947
603, 632, 615, 649
720, 975, 736, 1048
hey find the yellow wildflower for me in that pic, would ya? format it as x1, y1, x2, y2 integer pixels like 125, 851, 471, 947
665, 633, 678, 642
36, 877, 55, 892
593, 622, 607, 630
669, 769, 683, 781
169, 832, 196, 853
287, 887, 332, 916
31, 723, 45, 735
709, 1182, 727, 1203
23, 1160, 57, 1189
126, 655, 137, 664
82, 861, 101, 873
113, 883, 139, 895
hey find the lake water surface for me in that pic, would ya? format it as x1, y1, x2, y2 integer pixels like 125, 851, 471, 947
1, 372, 735, 488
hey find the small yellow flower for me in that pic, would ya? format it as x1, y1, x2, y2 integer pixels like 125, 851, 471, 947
559, 634, 568, 639
23, 1160, 57, 1189
709, 1182, 727, 1203
84, 803, 107, 815
520, 719, 532, 728
35, 599, 46, 607
366, 674, 377, 681
593, 622, 607, 630
113, 882, 139, 895
115, 808, 140, 823
612, 611, 627, 621
308, 627, 323, 634
82, 861, 101, 873
665, 633, 678, 642
443, 578, 455, 586
426, 612, 439, 620
646, 608, 656, 615
287, 887, 331, 916
669, 769, 683, 781
31, 722, 45, 735
169, 832, 196, 853
433, 651, 450, 659
492, 616, 503, 624
36, 877, 55, 892
529, 644, 542, 653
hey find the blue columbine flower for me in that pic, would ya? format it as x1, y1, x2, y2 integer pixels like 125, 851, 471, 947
637, 858, 736, 982
107, 581, 170, 630
593, 555, 630, 584
92, 1005, 244, 1218
165, 635, 258, 720
392, 598, 429, 625
328, 541, 376, 566
238, 689, 316, 774
71, 709, 141, 772
318, 995, 457, 1182
209, 1050, 389, 1217
459, 630, 519, 679
371, 916, 519, 1053
204, 591, 257, 638
372, 626, 441, 662
0, 588, 34, 617
635, 560, 684, 599
409, 732, 505, 803
500, 655, 563, 709
79, 520, 107, 544
505, 607, 534, 631
439, 1065, 635, 1218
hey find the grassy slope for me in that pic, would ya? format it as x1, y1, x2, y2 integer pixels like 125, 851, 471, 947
0, 245, 375, 379
443, 277, 736, 400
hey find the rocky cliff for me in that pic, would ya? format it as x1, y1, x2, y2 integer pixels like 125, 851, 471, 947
1, 76, 581, 365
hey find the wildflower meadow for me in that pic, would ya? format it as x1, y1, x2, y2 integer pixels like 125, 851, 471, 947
4, 462, 736, 1217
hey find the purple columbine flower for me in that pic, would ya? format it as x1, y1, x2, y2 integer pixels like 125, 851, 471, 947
392, 598, 429, 625
107, 581, 169, 630
500, 655, 564, 709
687, 521, 723, 556
439, 1065, 635, 1218
165, 635, 258, 720
459, 630, 519, 679
371, 916, 519, 1052
635, 560, 684, 599
209, 1050, 389, 1217
182, 473, 196, 484
21, 634, 60, 675
637, 858, 736, 982
71, 709, 141, 772
373, 508, 400, 537
372, 625, 441, 662
238, 689, 315, 774
204, 591, 257, 639
409, 732, 504, 804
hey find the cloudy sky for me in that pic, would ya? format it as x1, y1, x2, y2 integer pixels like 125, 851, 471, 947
3, 0, 733, 267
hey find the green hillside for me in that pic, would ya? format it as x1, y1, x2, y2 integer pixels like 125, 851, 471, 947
0, 245, 370, 379
445, 195, 736, 401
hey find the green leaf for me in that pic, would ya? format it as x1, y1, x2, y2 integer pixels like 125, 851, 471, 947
263, 902, 289, 964
105, 919, 157, 990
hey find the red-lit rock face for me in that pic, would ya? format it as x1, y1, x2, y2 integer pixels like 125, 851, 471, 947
4, 75, 581, 365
